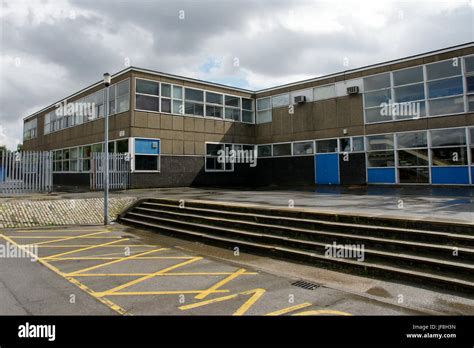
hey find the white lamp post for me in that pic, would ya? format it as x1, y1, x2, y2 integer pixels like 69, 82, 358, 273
103, 72, 111, 225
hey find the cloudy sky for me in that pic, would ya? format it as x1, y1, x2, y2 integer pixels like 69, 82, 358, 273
0, 0, 472, 149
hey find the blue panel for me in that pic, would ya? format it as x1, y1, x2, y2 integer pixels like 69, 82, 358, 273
135, 139, 160, 155
471, 167, 474, 184
0, 167, 4, 182
367, 168, 396, 184
431, 167, 469, 184
315, 154, 339, 184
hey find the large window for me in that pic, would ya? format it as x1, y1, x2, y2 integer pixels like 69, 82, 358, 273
363, 73, 391, 123
185, 88, 204, 116
256, 97, 272, 124
205, 143, 233, 172
271, 94, 290, 108
136, 79, 160, 112
224, 95, 240, 121
430, 128, 467, 166
366, 134, 395, 167
134, 138, 160, 171
23, 118, 37, 140
205, 91, 223, 118
396, 131, 429, 183
465, 56, 474, 112
316, 139, 338, 153
242, 98, 254, 123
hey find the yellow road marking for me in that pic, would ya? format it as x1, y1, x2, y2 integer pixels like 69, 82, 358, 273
96, 257, 203, 297
9, 236, 120, 239
42, 238, 128, 260
35, 244, 158, 248
292, 310, 352, 316
48, 256, 195, 261
179, 288, 266, 316
265, 302, 312, 316
0, 234, 129, 316
32, 231, 113, 246
71, 272, 258, 277
5, 229, 110, 233
66, 247, 169, 276
195, 268, 248, 300
103, 290, 229, 296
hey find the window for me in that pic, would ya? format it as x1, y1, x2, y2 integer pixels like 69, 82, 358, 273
242, 98, 254, 123
339, 138, 350, 152
293, 141, 314, 155
205, 92, 223, 118
396, 131, 429, 183
136, 79, 159, 112
70, 147, 79, 171
134, 138, 160, 171
257, 145, 272, 157
185, 88, 204, 116
316, 139, 338, 153
363, 73, 391, 123
256, 97, 272, 124
271, 94, 289, 108
160, 83, 172, 113
224, 95, 241, 121
272, 143, 291, 156
465, 56, 474, 112
116, 139, 129, 153
82, 145, 91, 171
352, 137, 365, 152
430, 128, 467, 166
23, 118, 37, 140
393, 66, 424, 86
172, 86, 184, 114
313, 84, 336, 101
205, 143, 233, 172
366, 134, 395, 168
115, 79, 130, 114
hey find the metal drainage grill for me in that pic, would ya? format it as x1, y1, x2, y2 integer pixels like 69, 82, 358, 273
291, 280, 320, 290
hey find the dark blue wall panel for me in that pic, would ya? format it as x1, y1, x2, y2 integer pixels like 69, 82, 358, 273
367, 168, 396, 184
431, 167, 469, 184
315, 154, 339, 184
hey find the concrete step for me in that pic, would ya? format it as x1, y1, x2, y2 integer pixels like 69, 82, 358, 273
140, 201, 474, 247
119, 215, 474, 294
133, 206, 474, 263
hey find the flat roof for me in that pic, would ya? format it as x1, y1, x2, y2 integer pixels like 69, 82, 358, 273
23, 41, 473, 121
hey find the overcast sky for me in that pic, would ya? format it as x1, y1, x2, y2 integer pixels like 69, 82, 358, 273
0, 0, 472, 149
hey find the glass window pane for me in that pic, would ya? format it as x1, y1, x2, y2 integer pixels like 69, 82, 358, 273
206, 143, 223, 156
352, 137, 364, 152
339, 138, 350, 152
256, 110, 272, 124
161, 84, 171, 98
206, 92, 223, 105
116, 95, 129, 113
135, 155, 158, 170
367, 134, 394, 151
242, 110, 254, 123
397, 131, 427, 148
224, 95, 240, 107
393, 66, 424, 86
117, 79, 129, 96
173, 100, 183, 114
364, 89, 391, 108
430, 128, 466, 147
316, 139, 338, 153
365, 107, 388, 123
293, 141, 314, 155
136, 79, 159, 95
70, 148, 78, 159
257, 145, 271, 157
399, 168, 429, 184
161, 98, 171, 113
206, 105, 223, 118
271, 94, 289, 108
173, 86, 183, 99
224, 108, 240, 120
466, 76, 474, 93
205, 157, 224, 171
136, 95, 159, 111
273, 143, 291, 156
398, 149, 429, 167
394, 83, 425, 102
313, 84, 336, 100
185, 88, 204, 102
116, 140, 129, 153
185, 102, 204, 116
426, 60, 461, 80
432, 147, 468, 166
92, 143, 103, 153
257, 97, 271, 110
242, 98, 253, 110
428, 77, 463, 98
469, 95, 474, 112
428, 96, 464, 116
367, 151, 395, 167
465, 56, 474, 73
364, 73, 390, 91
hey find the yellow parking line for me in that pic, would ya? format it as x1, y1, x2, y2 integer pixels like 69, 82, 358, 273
35, 244, 158, 248
66, 248, 169, 276
48, 256, 195, 261
42, 238, 129, 260
103, 290, 230, 296
6, 229, 109, 233
32, 231, 113, 246
265, 302, 312, 316
72, 272, 259, 277
9, 236, 120, 239
96, 257, 203, 297
0, 234, 129, 316
195, 268, 248, 300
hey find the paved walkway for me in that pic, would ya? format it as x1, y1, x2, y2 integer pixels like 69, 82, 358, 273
2, 186, 473, 224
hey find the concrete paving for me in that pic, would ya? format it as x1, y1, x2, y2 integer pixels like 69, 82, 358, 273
2, 186, 472, 223
0, 224, 472, 316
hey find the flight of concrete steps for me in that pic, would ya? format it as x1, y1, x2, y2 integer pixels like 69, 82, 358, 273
118, 198, 474, 294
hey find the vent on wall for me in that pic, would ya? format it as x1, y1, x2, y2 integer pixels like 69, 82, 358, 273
347, 86, 359, 95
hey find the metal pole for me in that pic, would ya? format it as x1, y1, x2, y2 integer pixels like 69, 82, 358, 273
104, 87, 109, 225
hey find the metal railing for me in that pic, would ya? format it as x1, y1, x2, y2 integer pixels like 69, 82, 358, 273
0, 151, 53, 195
90, 152, 130, 191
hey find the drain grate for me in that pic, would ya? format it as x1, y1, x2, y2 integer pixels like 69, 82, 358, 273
291, 280, 320, 290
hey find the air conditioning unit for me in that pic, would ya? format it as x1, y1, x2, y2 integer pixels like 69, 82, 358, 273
347, 86, 359, 95
294, 95, 306, 104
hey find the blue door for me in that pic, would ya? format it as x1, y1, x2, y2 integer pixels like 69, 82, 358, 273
315, 153, 339, 184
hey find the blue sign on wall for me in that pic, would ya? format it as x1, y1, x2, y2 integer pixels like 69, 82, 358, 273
135, 139, 160, 155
